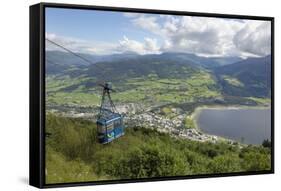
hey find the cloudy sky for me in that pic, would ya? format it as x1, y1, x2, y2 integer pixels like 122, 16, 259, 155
46, 8, 271, 58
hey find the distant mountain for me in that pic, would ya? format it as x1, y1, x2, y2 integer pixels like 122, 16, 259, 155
46, 51, 271, 98
209, 56, 243, 67
46, 51, 204, 92
46, 51, 243, 75
46, 51, 95, 75
46, 51, 140, 74
46, 51, 205, 76
82, 54, 201, 82
46, 51, 99, 66
215, 55, 271, 97
160, 52, 243, 68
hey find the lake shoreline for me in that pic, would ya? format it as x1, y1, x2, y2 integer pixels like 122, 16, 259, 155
190, 104, 271, 145
191, 104, 271, 122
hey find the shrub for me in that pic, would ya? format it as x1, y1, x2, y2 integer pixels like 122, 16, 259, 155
209, 154, 242, 173
116, 145, 189, 178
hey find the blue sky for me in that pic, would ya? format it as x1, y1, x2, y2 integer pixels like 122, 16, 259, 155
46, 8, 161, 46
45, 7, 271, 57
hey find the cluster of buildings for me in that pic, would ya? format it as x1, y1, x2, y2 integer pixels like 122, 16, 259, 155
48, 102, 221, 143
125, 110, 219, 143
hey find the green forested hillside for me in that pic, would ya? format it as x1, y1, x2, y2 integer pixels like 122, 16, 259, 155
46, 114, 271, 184
215, 55, 271, 97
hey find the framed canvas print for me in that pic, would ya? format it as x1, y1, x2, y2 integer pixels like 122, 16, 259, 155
29, 2, 274, 188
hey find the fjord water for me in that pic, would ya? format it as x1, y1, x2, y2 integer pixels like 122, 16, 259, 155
196, 108, 271, 145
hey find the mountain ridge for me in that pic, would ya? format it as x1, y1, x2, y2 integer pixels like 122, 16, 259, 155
46, 50, 271, 98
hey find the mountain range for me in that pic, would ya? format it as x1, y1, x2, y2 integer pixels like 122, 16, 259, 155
46, 51, 271, 98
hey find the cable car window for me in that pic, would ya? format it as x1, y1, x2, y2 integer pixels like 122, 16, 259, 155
97, 123, 105, 133
114, 119, 121, 127
107, 123, 114, 131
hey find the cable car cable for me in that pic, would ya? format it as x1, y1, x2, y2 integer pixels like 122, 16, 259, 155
46, 38, 116, 90
46, 38, 105, 73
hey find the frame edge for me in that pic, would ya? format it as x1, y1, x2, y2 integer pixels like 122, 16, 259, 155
29, 3, 44, 188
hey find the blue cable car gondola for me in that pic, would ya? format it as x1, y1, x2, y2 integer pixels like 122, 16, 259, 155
96, 82, 125, 144
97, 111, 124, 144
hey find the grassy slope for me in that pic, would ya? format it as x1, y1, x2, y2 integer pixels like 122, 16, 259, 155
46, 70, 221, 106
46, 71, 270, 108
46, 114, 271, 184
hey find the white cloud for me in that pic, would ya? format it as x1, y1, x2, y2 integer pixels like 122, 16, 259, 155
46, 15, 271, 58
117, 36, 160, 54
131, 15, 162, 35
118, 36, 144, 53
129, 14, 271, 57
46, 33, 119, 55
233, 21, 271, 56
46, 33, 94, 53
144, 38, 159, 52
46, 33, 160, 55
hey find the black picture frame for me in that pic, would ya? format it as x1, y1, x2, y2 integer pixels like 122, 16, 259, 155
30, 2, 275, 188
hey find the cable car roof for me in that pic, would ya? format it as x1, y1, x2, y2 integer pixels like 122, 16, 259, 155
97, 111, 122, 125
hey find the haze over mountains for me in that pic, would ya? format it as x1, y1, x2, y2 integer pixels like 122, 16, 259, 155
46, 50, 271, 98
46, 50, 243, 71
